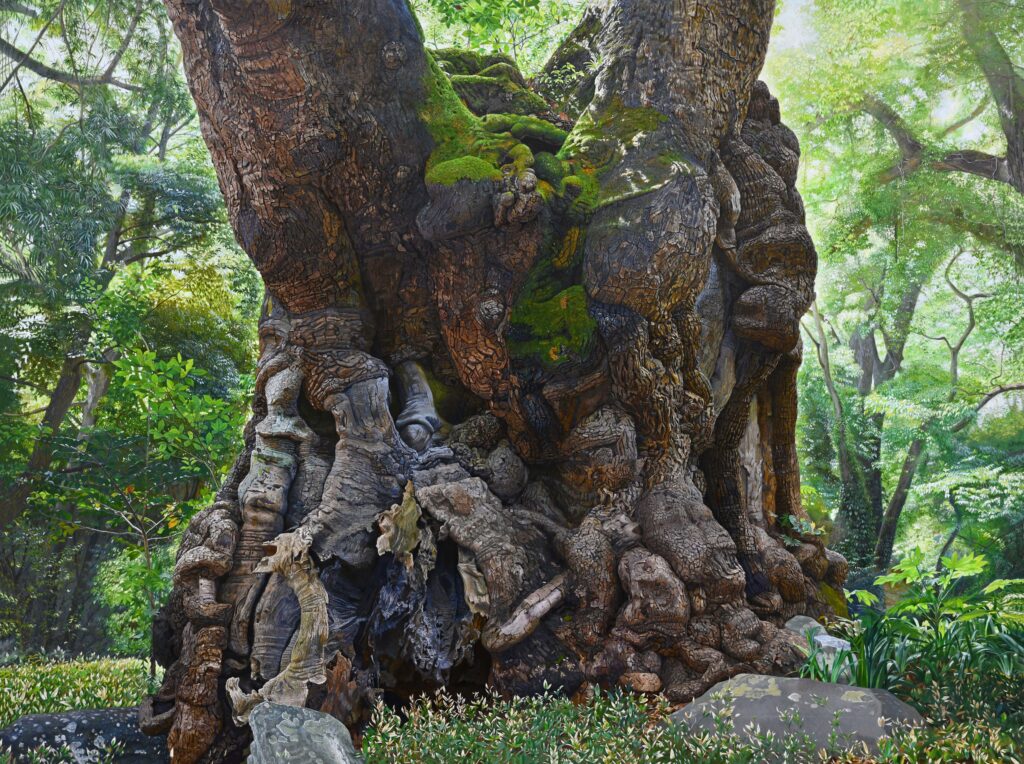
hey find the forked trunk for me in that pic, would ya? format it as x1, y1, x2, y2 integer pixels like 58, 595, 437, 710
145, 2, 848, 760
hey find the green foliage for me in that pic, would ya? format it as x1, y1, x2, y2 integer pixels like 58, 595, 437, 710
771, 0, 1024, 570
803, 551, 1024, 724
780, 512, 827, 547
0, 658, 157, 728
94, 543, 176, 656
37, 348, 248, 654
0, 743, 125, 764
415, 0, 585, 74
363, 686, 1024, 763
0, 1, 256, 655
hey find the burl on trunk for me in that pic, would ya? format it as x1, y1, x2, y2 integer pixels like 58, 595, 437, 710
143, 1, 847, 760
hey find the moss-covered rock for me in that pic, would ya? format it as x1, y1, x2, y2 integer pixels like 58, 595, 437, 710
509, 117, 568, 148
478, 62, 528, 88
479, 114, 517, 133
481, 114, 568, 150
450, 74, 550, 117
419, 55, 517, 184
505, 143, 535, 173
533, 152, 566, 186
430, 47, 516, 76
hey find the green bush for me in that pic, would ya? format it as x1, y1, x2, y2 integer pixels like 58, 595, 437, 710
363, 689, 1024, 763
801, 550, 1024, 724
0, 657, 1020, 762
94, 543, 177, 657
0, 658, 157, 728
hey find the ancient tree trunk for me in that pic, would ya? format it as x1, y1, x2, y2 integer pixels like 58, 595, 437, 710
146, 2, 848, 760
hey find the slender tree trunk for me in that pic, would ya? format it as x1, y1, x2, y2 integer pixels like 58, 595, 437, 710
146, 3, 848, 760
873, 437, 925, 571
0, 323, 91, 531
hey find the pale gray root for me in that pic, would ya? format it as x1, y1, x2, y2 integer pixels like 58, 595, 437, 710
227, 528, 328, 725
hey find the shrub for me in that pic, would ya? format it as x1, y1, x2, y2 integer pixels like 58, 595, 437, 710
0, 658, 157, 728
802, 550, 1024, 724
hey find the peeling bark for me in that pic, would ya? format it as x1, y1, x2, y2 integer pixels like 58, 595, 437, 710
149, 2, 847, 760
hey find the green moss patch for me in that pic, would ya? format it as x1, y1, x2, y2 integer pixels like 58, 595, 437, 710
560, 97, 668, 158
478, 62, 527, 87
533, 152, 566, 186
510, 117, 567, 148
450, 74, 550, 117
426, 156, 504, 185
508, 226, 595, 370
430, 47, 516, 76
818, 582, 849, 619
553, 97, 698, 212
481, 114, 568, 150
509, 285, 596, 369
420, 55, 516, 184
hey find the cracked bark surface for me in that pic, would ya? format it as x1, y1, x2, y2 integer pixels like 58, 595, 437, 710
146, 2, 847, 761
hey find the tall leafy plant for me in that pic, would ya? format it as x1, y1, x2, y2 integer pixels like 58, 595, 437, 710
805, 550, 1024, 722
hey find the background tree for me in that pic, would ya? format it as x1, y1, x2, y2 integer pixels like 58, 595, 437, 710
765, 0, 1024, 574
0, 0, 258, 652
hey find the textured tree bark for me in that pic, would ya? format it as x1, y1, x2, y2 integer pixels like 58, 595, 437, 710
146, 2, 847, 760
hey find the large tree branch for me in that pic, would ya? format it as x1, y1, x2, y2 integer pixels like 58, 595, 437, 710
953, 382, 1024, 431
0, 0, 36, 15
939, 99, 987, 137
861, 94, 1017, 189
101, 0, 144, 80
861, 94, 923, 181
959, 0, 1024, 194
0, 35, 142, 91
932, 149, 1011, 183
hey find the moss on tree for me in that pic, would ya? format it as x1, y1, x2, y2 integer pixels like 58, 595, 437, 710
431, 47, 517, 76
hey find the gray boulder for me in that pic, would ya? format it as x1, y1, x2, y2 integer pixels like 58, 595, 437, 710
670, 673, 923, 757
785, 615, 826, 638
786, 615, 852, 652
786, 615, 853, 681
0, 707, 167, 763
248, 702, 363, 763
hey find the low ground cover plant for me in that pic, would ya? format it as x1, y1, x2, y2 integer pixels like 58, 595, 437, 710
0, 657, 156, 728
362, 688, 1023, 763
